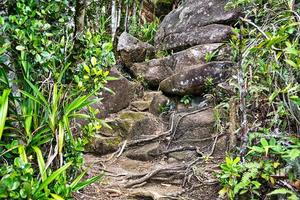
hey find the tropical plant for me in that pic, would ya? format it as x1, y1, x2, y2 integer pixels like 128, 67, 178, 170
0, 0, 115, 198
218, 0, 300, 199
129, 17, 159, 44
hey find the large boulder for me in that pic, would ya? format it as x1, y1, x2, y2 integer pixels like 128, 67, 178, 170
171, 43, 231, 72
131, 43, 230, 88
97, 67, 131, 115
149, 92, 171, 116
125, 142, 161, 161
159, 61, 234, 96
130, 58, 174, 88
117, 32, 155, 66
85, 111, 164, 155
116, 111, 164, 140
167, 108, 228, 161
155, 0, 240, 50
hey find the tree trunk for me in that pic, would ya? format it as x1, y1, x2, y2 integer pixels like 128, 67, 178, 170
124, 3, 129, 32
117, 0, 122, 28
139, 0, 143, 23
133, 0, 137, 20
74, 0, 87, 40
111, 0, 117, 41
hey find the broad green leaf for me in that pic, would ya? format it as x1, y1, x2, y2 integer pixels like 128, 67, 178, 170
16, 45, 25, 51
286, 149, 300, 160
233, 157, 240, 165
260, 138, 269, 147
91, 57, 97, 66
269, 91, 279, 102
285, 59, 298, 68
225, 156, 232, 165
83, 64, 90, 73
267, 188, 298, 200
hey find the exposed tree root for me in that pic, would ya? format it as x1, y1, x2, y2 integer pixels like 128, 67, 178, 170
125, 132, 222, 189
167, 106, 211, 148
124, 164, 186, 188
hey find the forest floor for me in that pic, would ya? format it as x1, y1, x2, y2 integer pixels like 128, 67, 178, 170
73, 152, 223, 200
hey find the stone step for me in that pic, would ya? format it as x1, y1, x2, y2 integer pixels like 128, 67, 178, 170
85, 110, 165, 155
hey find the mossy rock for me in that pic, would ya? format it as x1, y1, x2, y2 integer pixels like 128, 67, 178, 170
117, 111, 164, 140
85, 135, 122, 155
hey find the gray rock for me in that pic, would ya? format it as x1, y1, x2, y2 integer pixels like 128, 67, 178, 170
143, 91, 164, 102
155, 0, 240, 50
117, 32, 155, 66
131, 100, 151, 111
128, 81, 144, 101
131, 43, 230, 88
85, 111, 164, 155
117, 111, 164, 140
85, 134, 122, 155
157, 24, 233, 51
149, 92, 170, 116
168, 108, 227, 160
159, 61, 234, 96
131, 58, 174, 88
125, 142, 161, 161
171, 43, 231, 72
98, 67, 131, 115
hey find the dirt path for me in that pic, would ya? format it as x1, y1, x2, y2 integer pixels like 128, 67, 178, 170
74, 137, 225, 200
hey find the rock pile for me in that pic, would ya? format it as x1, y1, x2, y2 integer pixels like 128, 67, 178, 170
82, 1, 239, 199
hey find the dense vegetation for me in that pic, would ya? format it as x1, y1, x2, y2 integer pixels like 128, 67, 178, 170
0, 1, 115, 199
218, 0, 300, 199
0, 0, 299, 199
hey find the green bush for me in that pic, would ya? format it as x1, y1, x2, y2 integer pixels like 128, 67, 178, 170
218, 0, 300, 199
129, 17, 159, 44
0, 0, 115, 199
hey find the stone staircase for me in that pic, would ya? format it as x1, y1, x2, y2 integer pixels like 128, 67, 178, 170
77, 1, 239, 199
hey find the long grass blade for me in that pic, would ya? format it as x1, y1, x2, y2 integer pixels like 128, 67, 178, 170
58, 122, 64, 159
72, 173, 104, 192
0, 89, 10, 140
50, 193, 65, 200
35, 161, 72, 194
32, 146, 47, 182
24, 78, 50, 110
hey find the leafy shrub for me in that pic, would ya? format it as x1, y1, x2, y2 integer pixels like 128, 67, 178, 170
180, 95, 192, 105
219, 135, 300, 199
129, 17, 159, 44
218, 0, 300, 199
0, 0, 115, 198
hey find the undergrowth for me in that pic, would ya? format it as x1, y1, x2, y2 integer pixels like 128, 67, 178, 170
0, 0, 115, 199
216, 0, 300, 199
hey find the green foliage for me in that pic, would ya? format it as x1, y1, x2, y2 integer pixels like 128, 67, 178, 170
159, 101, 175, 113
218, 0, 300, 199
155, 50, 173, 58
180, 95, 192, 105
0, 0, 114, 198
205, 51, 218, 62
129, 17, 159, 44
219, 134, 300, 199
